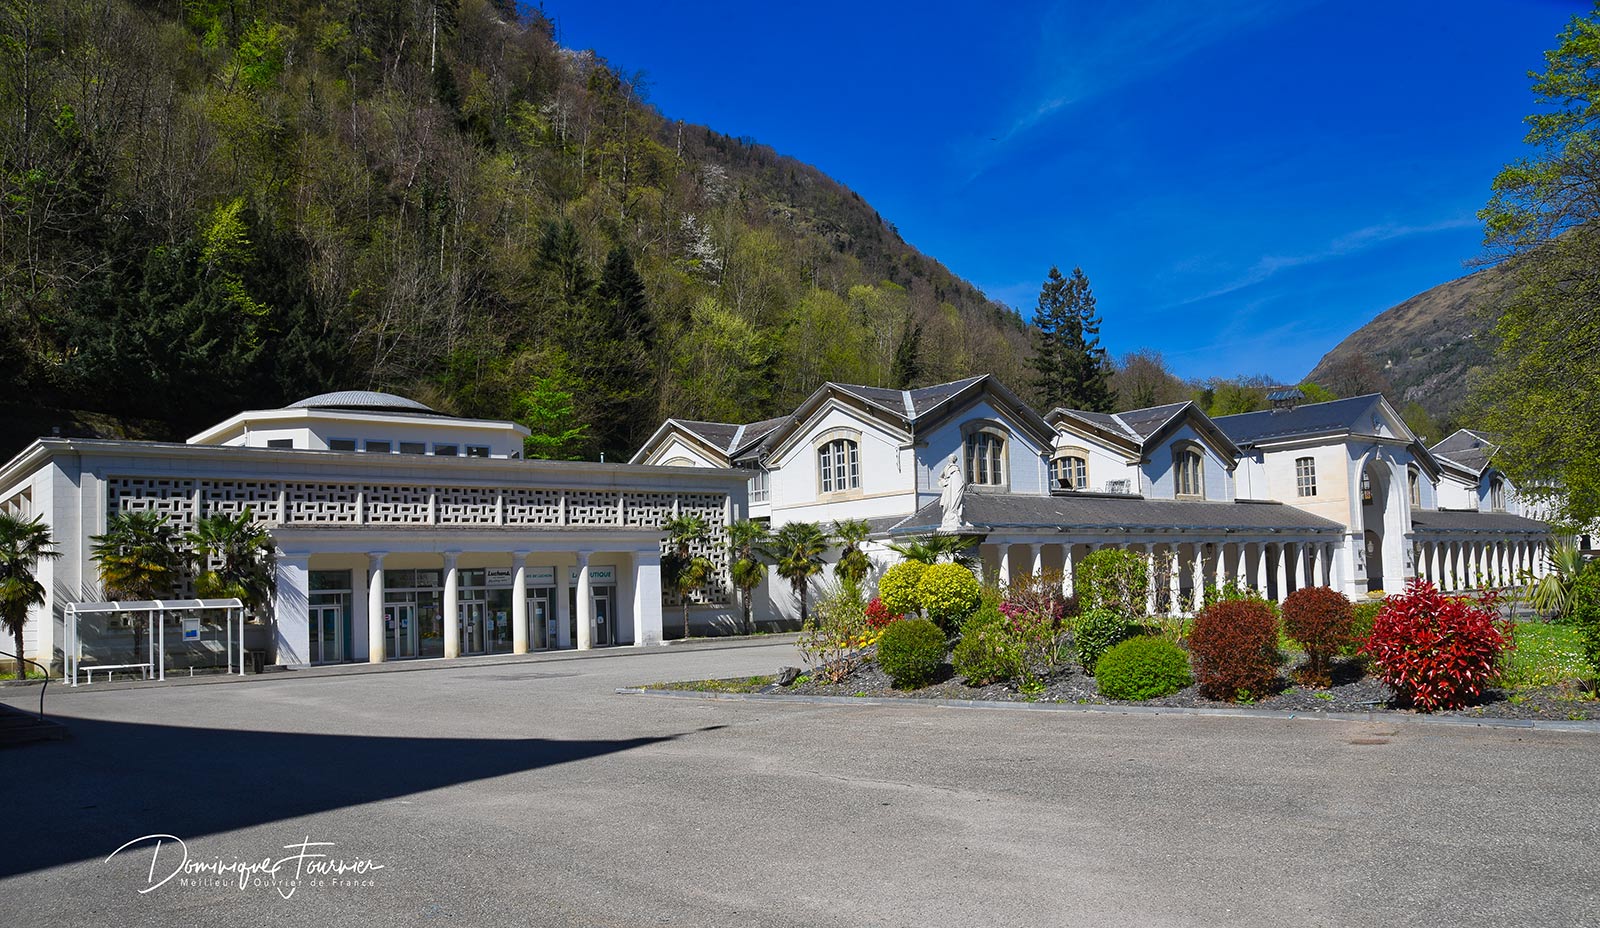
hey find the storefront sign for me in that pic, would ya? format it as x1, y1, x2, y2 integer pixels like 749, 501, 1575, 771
526, 566, 556, 586
485, 567, 514, 588
567, 565, 616, 585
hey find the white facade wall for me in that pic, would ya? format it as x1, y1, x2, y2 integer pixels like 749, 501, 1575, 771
767, 401, 917, 527
913, 399, 1052, 507
1138, 423, 1234, 501
1050, 429, 1138, 493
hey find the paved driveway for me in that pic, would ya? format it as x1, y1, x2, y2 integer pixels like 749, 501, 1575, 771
2, 642, 1597, 928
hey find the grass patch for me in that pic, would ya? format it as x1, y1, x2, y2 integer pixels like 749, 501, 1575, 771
639, 675, 774, 693
1501, 623, 1591, 689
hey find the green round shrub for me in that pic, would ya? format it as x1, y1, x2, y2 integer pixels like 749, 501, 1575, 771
951, 604, 1024, 686
1561, 564, 1600, 681
878, 560, 927, 617
1343, 600, 1384, 657
1094, 636, 1192, 700
876, 618, 947, 689
1074, 607, 1133, 674
917, 562, 982, 633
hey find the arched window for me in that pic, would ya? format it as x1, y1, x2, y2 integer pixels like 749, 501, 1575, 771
662, 456, 694, 467
817, 438, 859, 494
1490, 476, 1506, 512
1174, 446, 1204, 499
1295, 457, 1317, 497
1051, 453, 1088, 490
1408, 467, 1421, 508
964, 430, 1007, 486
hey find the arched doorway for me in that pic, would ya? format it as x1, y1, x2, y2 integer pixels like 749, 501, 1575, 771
1360, 459, 1391, 592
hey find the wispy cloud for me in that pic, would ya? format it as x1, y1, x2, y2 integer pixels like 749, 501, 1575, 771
1169, 216, 1481, 307
969, 0, 1318, 172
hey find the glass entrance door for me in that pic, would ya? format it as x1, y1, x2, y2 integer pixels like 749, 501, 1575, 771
310, 605, 342, 663
387, 603, 417, 659
459, 602, 487, 654
532, 594, 549, 650
593, 591, 612, 646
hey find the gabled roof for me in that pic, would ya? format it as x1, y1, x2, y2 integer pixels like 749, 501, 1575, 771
760, 375, 1055, 461
1430, 428, 1498, 476
1045, 401, 1240, 464
1211, 394, 1393, 446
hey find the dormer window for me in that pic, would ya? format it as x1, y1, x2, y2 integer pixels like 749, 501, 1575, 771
964, 429, 1007, 487
1173, 445, 1204, 499
1051, 453, 1087, 490
1490, 476, 1506, 512
1408, 467, 1421, 508
818, 437, 860, 494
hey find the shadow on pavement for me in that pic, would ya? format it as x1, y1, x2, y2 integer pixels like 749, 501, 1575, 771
1, 715, 714, 879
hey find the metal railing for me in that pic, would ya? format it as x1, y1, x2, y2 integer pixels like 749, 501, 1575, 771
0, 648, 49, 721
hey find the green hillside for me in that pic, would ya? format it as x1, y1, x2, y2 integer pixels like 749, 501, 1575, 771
0, 0, 1031, 461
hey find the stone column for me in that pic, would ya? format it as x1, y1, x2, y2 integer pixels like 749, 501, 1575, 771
633, 549, 663, 646
1215, 542, 1229, 593
512, 551, 530, 655
1030, 543, 1044, 579
556, 560, 573, 648
1061, 544, 1076, 598
1168, 549, 1182, 616
576, 550, 594, 650
997, 544, 1012, 589
367, 553, 386, 664
1144, 545, 1158, 616
1274, 543, 1289, 603
1256, 543, 1270, 596
443, 551, 461, 659
274, 553, 311, 666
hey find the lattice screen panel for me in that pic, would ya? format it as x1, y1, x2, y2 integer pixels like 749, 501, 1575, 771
286, 482, 361, 524
436, 486, 499, 525
566, 489, 619, 527
504, 488, 562, 526
365, 484, 432, 525
199, 479, 283, 524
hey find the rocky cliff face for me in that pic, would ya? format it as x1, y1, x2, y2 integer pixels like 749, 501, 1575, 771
1306, 263, 1512, 420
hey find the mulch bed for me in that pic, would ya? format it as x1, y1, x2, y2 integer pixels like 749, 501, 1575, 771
770, 656, 1598, 721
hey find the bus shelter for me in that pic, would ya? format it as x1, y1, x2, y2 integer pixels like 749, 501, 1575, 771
64, 599, 246, 686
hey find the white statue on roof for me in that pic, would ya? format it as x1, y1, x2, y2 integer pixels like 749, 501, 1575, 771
938, 454, 967, 532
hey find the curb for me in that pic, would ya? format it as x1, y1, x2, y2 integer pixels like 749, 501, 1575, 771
12, 635, 802, 695
615, 687, 1600, 734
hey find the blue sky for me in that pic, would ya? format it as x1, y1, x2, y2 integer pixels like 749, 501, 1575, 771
544, 0, 1583, 381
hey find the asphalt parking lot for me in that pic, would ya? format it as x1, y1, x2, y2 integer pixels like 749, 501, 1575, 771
3, 640, 1597, 928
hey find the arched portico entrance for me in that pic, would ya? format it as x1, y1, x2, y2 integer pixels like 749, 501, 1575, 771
1360, 459, 1391, 593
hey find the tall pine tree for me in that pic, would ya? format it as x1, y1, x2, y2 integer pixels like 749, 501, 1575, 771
583, 244, 657, 458
1028, 266, 1113, 412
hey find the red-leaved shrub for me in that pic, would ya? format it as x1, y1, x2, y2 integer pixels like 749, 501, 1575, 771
1188, 599, 1283, 701
1359, 579, 1509, 711
864, 597, 901, 631
1282, 586, 1355, 685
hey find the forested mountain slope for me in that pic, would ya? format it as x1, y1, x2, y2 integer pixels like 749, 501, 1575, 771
0, 0, 1030, 461
1305, 262, 1511, 423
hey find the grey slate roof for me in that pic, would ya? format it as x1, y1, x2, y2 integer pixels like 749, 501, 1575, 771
833, 376, 986, 419
1410, 509, 1548, 535
1430, 429, 1496, 474
1113, 402, 1187, 440
1212, 394, 1386, 446
672, 420, 744, 452
288, 391, 437, 413
889, 493, 1344, 535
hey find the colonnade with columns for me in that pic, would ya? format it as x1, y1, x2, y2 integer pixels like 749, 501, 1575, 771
977, 534, 1343, 614
1411, 536, 1552, 593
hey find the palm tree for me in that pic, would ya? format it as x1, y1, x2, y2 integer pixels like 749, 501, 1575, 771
832, 518, 872, 585
887, 533, 978, 567
764, 522, 831, 626
662, 514, 713, 639
186, 507, 276, 617
0, 514, 60, 679
1526, 540, 1588, 618
91, 511, 182, 659
727, 520, 770, 635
